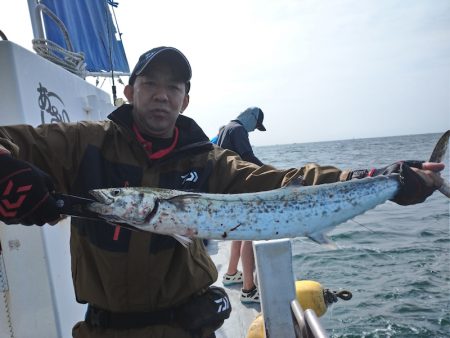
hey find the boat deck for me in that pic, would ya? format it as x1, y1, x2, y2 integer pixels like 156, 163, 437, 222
207, 240, 261, 338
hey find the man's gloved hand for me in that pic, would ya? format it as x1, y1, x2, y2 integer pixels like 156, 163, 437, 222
0, 155, 60, 225
348, 160, 436, 206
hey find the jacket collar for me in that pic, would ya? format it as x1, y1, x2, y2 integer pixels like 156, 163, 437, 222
108, 104, 210, 147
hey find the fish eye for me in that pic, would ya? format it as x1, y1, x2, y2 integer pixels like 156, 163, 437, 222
111, 189, 121, 196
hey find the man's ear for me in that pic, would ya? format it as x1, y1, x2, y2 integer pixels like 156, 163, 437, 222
180, 94, 189, 114
124, 84, 134, 102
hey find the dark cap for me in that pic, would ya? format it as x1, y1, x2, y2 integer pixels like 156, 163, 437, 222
128, 47, 192, 87
256, 109, 266, 131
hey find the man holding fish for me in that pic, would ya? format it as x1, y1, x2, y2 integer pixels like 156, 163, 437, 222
0, 46, 445, 338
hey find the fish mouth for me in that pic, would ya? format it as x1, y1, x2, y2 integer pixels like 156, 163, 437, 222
89, 190, 115, 205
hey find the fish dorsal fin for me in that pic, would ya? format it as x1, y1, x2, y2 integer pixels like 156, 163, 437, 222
166, 193, 202, 201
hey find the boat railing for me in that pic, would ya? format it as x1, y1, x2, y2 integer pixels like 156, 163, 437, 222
31, 3, 87, 77
254, 239, 329, 338
291, 299, 328, 338
28, 0, 130, 80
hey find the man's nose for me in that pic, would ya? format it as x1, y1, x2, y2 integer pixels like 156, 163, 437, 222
152, 85, 169, 101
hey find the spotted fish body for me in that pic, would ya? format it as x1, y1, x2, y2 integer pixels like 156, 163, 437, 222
88, 176, 400, 242
88, 130, 449, 243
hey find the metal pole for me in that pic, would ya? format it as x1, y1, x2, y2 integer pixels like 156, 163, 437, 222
27, 0, 44, 40
304, 309, 329, 338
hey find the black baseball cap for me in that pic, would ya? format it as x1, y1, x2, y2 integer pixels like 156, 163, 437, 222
128, 46, 192, 91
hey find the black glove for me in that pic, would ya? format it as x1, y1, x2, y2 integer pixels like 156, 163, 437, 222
0, 155, 60, 225
348, 160, 434, 206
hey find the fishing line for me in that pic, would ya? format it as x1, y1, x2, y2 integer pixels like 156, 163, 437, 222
350, 219, 375, 233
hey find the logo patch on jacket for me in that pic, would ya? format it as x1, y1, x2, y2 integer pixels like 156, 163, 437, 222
159, 165, 211, 192
181, 171, 198, 184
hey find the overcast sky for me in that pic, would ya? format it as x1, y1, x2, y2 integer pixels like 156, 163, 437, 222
1, 0, 449, 146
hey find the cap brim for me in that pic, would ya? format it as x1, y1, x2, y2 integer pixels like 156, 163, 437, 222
257, 124, 266, 131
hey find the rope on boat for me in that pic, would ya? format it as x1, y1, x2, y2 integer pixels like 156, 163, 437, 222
33, 38, 86, 78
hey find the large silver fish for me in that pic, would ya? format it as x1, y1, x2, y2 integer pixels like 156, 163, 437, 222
87, 131, 449, 244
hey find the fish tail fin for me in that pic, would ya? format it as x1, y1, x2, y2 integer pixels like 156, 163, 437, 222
429, 131, 449, 198
429, 130, 449, 163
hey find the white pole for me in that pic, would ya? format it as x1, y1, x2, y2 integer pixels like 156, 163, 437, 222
254, 239, 297, 338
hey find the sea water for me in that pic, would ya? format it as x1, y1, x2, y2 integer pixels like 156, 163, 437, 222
254, 133, 449, 338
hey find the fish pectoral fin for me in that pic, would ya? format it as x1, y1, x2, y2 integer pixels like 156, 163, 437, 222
307, 232, 337, 249
172, 234, 193, 247
283, 177, 304, 188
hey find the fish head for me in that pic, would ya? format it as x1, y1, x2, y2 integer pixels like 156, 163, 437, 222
87, 187, 158, 225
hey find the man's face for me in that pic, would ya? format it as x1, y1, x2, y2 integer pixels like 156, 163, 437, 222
124, 61, 189, 138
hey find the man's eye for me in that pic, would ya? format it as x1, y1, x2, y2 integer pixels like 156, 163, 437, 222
169, 84, 182, 91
